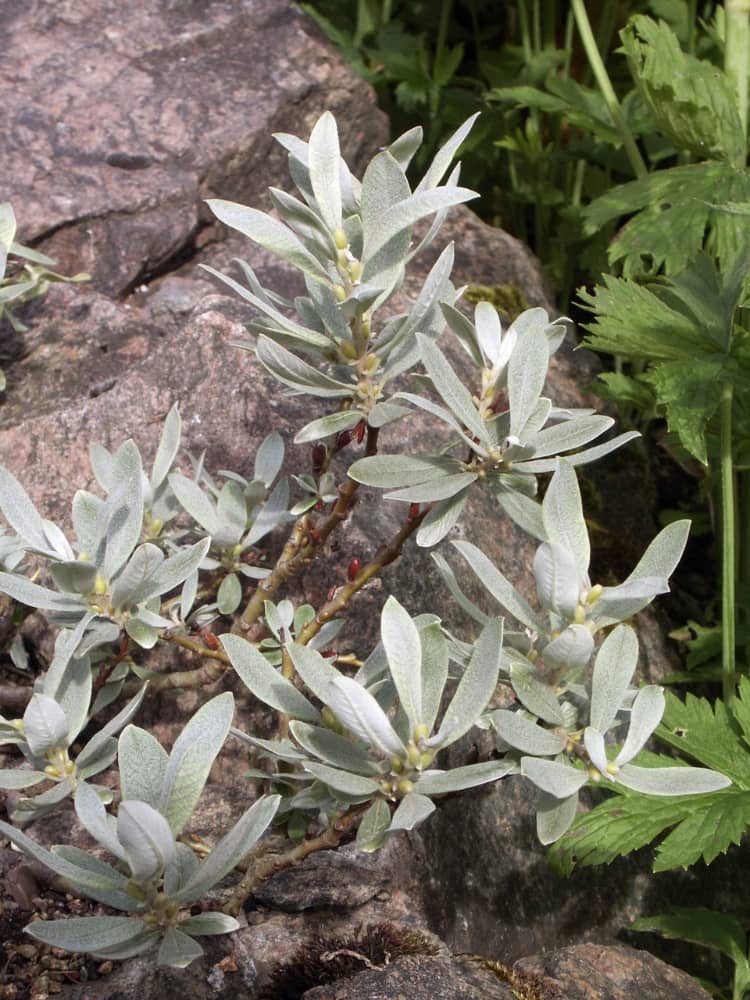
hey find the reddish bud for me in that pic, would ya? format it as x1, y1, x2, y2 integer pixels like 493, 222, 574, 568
242, 550, 258, 564
321, 649, 337, 659
312, 442, 326, 476
315, 499, 324, 512
354, 419, 366, 443
347, 558, 361, 581
408, 502, 420, 519
199, 629, 220, 651
327, 585, 338, 602
308, 525, 321, 544
335, 429, 353, 449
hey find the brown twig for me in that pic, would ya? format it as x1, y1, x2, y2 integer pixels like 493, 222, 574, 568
222, 804, 367, 917
239, 427, 379, 629
296, 504, 429, 646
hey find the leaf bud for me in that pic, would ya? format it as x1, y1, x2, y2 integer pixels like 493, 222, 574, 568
340, 340, 358, 360
333, 284, 347, 302
312, 442, 327, 476
573, 604, 586, 625
413, 723, 430, 741
336, 249, 348, 268
397, 778, 414, 795
94, 575, 108, 595
586, 584, 603, 605
347, 558, 361, 581
336, 428, 354, 449
348, 259, 363, 282
333, 227, 348, 250
408, 503, 421, 519
419, 751, 434, 769
390, 755, 404, 773
406, 742, 421, 766
354, 419, 366, 443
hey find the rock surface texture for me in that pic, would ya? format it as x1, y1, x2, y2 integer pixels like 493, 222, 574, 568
0, 2, 719, 999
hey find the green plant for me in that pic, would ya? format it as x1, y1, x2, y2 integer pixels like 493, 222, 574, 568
0, 110, 733, 973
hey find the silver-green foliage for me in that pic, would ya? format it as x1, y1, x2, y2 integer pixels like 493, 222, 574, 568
224, 596, 513, 850
0, 694, 280, 968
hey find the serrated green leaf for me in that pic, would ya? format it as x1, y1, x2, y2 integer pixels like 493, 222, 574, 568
632, 908, 749, 969
657, 689, 750, 787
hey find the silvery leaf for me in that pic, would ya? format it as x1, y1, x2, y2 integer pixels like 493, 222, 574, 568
416, 333, 488, 443
541, 625, 594, 672
89, 930, 161, 960
101, 442, 145, 580
589, 624, 638, 733
0, 769, 47, 789
381, 596, 423, 729
367, 402, 411, 428
302, 760, 381, 798
390, 244, 454, 349
217, 573, 242, 615
615, 685, 665, 766
289, 721, 377, 775
294, 410, 361, 445
430, 552, 489, 627
179, 913, 239, 936
169, 474, 219, 535
508, 326, 549, 437
151, 404, 181, 491
419, 622, 449, 733
414, 759, 516, 795
415, 113, 479, 192
435, 618, 503, 747
535, 790, 579, 845
388, 125, 423, 169
26, 916, 150, 955
533, 542, 580, 619
118, 724, 169, 808
490, 710, 567, 756
72, 491, 103, 557
0, 572, 85, 612
23, 694, 69, 755
520, 757, 589, 798
117, 800, 176, 882
356, 798, 391, 851
308, 111, 342, 231
256, 336, 353, 398
111, 544, 164, 609
206, 200, 329, 282
52, 652, 91, 746
217, 481, 247, 545
50, 561, 98, 595
149, 538, 212, 599
590, 577, 669, 630
0, 466, 49, 551
172, 794, 280, 902
125, 619, 159, 648
349, 453, 459, 489
254, 431, 285, 486
542, 460, 589, 580
243, 476, 289, 547
531, 415, 614, 460
287, 641, 342, 703
157, 927, 203, 969
626, 519, 690, 583
416, 489, 469, 548
325, 676, 405, 756
74, 782, 125, 860
510, 664, 566, 725
474, 299, 503, 366
389, 791, 435, 831
223, 635, 318, 722
452, 540, 544, 632
512, 431, 640, 473
159, 692, 234, 835
616, 764, 731, 795
583, 726, 610, 776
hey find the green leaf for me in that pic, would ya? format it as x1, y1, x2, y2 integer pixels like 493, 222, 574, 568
622, 15, 744, 163
642, 358, 727, 464
356, 798, 391, 851
294, 410, 361, 445
222, 635, 319, 722
159, 692, 234, 835
631, 908, 749, 968
657, 689, 750, 787
206, 200, 330, 282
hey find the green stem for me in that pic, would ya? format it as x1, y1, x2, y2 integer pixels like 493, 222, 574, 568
518, 0, 532, 63
725, 0, 750, 166
570, 0, 647, 180
742, 468, 750, 668
720, 383, 737, 706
